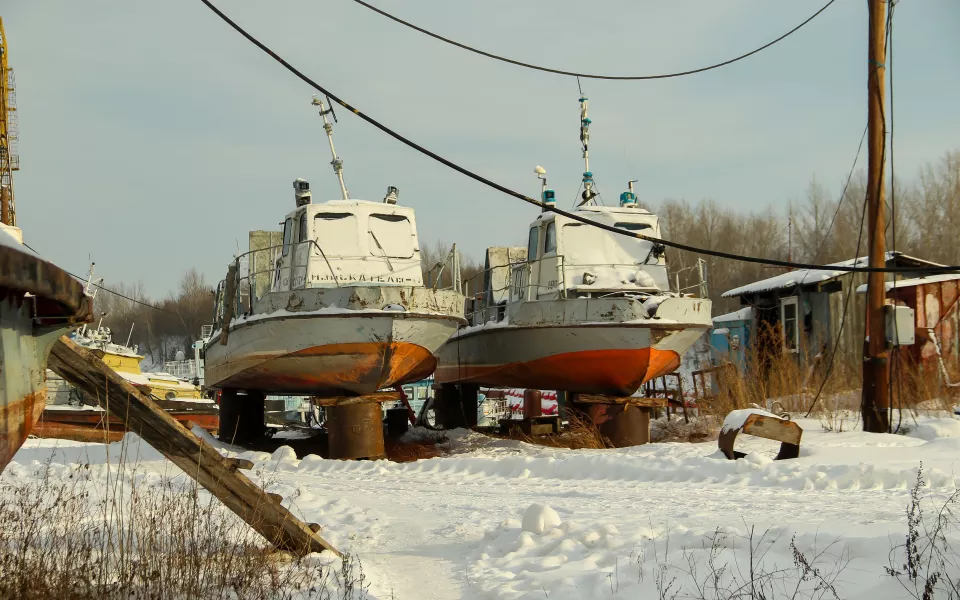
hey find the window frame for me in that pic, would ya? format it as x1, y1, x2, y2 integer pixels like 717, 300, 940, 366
780, 296, 800, 353
527, 226, 540, 262
297, 211, 308, 246
281, 218, 293, 256
543, 221, 558, 255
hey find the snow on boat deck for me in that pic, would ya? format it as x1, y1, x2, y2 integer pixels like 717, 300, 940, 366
9, 416, 960, 599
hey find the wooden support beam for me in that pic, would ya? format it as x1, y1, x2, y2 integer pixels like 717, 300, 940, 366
48, 336, 338, 557
311, 392, 400, 407
573, 393, 668, 408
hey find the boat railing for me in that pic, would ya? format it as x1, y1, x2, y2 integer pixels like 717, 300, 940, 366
162, 359, 198, 380
212, 241, 462, 329
461, 255, 679, 325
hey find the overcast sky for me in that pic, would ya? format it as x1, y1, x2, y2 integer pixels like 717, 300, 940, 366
5, 0, 959, 297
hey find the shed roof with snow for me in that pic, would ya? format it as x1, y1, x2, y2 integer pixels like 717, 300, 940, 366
722, 252, 943, 298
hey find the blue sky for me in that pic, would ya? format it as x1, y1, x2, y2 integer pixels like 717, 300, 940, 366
5, 0, 959, 297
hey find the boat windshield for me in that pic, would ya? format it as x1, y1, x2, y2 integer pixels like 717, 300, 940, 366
369, 214, 415, 258
314, 213, 360, 257
562, 222, 654, 267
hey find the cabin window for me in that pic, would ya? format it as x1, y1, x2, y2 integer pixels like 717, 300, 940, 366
281, 218, 293, 256
614, 222, 652, 232
780, 296, 799, 353
314, 213, 360, 257
544, 222, 557, 254
298, 212, 308, 245
527, 227, 540, 262
369, 214, 415, 258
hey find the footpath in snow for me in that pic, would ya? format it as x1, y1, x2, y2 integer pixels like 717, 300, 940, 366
7, 415, 960, 599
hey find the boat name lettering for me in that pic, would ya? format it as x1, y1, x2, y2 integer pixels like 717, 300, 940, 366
310, 273, 416, 284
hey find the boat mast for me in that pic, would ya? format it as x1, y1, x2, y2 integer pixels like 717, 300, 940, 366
578, 96, 596, 206
311, 95, 349, 201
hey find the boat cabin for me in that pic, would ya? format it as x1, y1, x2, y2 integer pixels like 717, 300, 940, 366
273, 198, 423, 292
512, 205, 670, 301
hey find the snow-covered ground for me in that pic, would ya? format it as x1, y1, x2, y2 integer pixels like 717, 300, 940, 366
8, 415, 960, 599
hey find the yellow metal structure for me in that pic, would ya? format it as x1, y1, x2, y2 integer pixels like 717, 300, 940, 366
90, 346, 204, 400
0, 17, 18, 225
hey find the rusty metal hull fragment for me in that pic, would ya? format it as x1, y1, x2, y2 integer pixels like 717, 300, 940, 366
0, 233, 91, 472
718, 411, 802, 461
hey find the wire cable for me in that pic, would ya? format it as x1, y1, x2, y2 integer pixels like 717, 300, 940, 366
348, 0, 839, 81
810, 124, 869, 264
198, 0, 960, 275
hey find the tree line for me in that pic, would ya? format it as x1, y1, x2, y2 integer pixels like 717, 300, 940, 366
92, 149, 957, 363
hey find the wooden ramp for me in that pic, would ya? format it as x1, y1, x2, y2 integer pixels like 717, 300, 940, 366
48, 337, 338, 557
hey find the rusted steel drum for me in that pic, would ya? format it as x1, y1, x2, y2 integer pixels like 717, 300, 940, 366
0, 227, 92, 472
326, 402, 385, 460
523, 389, 543, 419
574, 402, 650, 447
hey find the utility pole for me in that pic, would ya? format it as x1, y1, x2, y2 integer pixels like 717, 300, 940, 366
862, 0, 889, 433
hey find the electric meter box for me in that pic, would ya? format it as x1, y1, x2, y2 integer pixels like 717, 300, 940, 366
884, 304, 915, 346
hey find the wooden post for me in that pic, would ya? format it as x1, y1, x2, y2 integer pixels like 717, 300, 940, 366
48, 337, 338, 557
0, 186, 9, 226
220, 262, 238, 346
862, 0, 890, 433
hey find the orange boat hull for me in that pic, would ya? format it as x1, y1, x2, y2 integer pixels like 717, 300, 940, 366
435, 324, 702, 396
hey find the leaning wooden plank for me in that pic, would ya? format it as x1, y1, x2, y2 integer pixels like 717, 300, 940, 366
48, 336, 338, 557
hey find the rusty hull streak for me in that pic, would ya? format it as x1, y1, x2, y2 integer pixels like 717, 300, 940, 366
217, 341, 436, 396
0, 391, 46, 472
434, 347, 681, 396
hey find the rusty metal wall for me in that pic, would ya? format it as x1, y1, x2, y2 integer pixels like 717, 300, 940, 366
892, 278, 960, 384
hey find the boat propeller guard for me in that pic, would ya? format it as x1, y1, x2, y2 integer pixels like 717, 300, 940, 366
717, 409, 802, 461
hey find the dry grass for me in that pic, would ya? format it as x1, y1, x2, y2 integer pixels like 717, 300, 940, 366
0, 458, 367, 600
650, 415, 719, 443
699, 322, 960, 432
385, 437, 445, 462
501, 412, 611, 450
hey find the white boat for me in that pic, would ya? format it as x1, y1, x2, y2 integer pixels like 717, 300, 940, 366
204, 97, 465, 398
435, 96, 712, 397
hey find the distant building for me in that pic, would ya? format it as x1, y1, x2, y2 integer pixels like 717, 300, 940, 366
717, 252, 943, 368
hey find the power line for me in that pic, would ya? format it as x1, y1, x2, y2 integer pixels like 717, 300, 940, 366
810, 124, 869, 264
347, 0, 839, 81
198, 0, 960, 275
21, 241, 182, 315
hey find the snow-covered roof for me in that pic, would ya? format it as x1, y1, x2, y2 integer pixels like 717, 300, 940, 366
713, 307, 752, 323
722, 252, 943, 298
854, 272, 960, 294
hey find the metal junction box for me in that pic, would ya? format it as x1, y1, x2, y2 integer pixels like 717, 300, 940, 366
884, 304, 915, 346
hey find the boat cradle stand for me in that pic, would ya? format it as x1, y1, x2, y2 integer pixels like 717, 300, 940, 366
569, 394, 669, 447
314, 392, 400, 460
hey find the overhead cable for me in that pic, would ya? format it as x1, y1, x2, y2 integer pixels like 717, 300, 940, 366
197, 0, 960, 275
348, 0, 838, 81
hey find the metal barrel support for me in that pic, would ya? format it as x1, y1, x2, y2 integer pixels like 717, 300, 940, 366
326, 402, 385, 460
570, 393, 666, 448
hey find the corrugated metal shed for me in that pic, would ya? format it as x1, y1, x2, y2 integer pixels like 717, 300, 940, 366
886, 274, 960, 387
